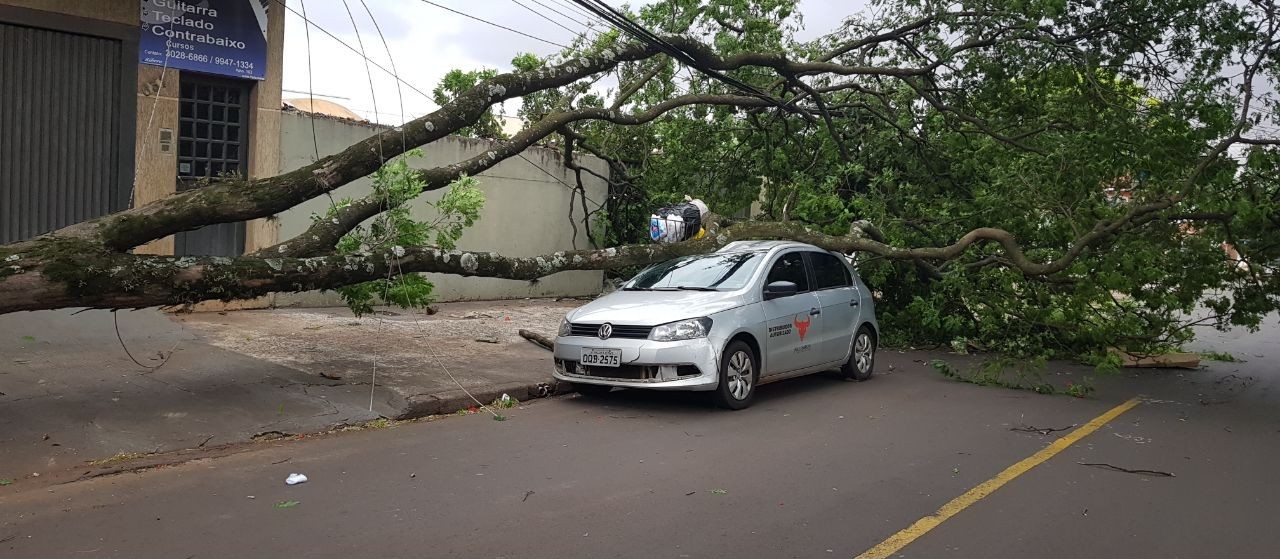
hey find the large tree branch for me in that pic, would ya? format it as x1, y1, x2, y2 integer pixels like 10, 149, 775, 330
819, 13, 948, 62
666, 33, 1010, 78
610, 60, 666, 110
1237, 137, 1280, 145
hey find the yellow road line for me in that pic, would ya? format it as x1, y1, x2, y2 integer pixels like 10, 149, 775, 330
854, 396, 1143, 559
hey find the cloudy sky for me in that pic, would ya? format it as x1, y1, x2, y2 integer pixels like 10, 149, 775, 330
280, 0, 866, 124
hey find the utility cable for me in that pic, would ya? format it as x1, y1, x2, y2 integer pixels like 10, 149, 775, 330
270, 0, 434, 101
414, 0, 570, 49
527, 0, 596, 31
570, 0, 792, 111
511, 0, 583, 36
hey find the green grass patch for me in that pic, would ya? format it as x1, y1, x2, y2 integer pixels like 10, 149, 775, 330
1199, 351, 1237, 362
931, 358, 1094, 397
88, 452, 149, 466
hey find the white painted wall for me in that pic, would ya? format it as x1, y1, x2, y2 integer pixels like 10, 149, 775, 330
273, 111, 608, 306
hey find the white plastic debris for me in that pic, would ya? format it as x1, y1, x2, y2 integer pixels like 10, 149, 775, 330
500, 393, 512, 404
285, 473, 309, 485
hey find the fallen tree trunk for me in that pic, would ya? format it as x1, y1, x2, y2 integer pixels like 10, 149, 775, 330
519, 329, 555, 351
0, 200, 1178, 314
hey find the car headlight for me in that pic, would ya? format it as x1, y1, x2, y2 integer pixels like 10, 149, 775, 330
558, 318, 572, 337
649, 317, 712, 342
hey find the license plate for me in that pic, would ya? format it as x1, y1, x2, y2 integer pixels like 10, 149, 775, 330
581, 348, 621, 368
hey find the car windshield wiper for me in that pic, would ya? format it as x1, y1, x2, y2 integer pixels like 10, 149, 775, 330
652, 286, 718, 291
622, 286, 653, 291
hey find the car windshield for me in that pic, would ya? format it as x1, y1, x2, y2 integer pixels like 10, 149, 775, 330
625, 252, 764, 291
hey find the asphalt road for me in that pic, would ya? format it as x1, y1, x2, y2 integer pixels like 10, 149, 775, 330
2, 322, 1277, 559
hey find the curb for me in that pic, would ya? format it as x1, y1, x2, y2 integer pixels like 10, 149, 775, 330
394, 379, 564, 420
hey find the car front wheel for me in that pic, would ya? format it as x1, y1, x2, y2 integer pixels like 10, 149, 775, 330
713, 341, 758, 410
842, 325, 876, 381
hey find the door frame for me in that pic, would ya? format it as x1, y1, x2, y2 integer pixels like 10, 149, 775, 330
803, 250, 860, 364
759, 249, 824, 376
174, 72, 253, 256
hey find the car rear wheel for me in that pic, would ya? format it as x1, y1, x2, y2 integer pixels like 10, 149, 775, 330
841, 325, 876, 381
572, 383, 613, 397
713, 341, 758, 410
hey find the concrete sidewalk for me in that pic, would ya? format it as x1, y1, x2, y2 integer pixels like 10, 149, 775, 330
176, 299, 577, 418
0, 300, 573, 479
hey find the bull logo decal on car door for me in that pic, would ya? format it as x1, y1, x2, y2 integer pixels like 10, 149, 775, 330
792, 314, 812, 341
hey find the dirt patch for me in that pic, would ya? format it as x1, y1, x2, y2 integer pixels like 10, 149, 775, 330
176, 299, 578, 412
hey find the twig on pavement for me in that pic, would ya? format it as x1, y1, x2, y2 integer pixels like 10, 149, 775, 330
1080, 462, 1175, 477
1011, 425, 1075, 435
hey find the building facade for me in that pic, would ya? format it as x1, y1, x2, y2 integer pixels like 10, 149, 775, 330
1, 1, 610, 305
0, 0, 284, 255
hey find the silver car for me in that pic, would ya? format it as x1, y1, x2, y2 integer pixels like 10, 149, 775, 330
553, 241, 878, 409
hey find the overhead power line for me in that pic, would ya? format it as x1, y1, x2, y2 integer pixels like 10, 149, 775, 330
528, 0, 596, 30
283, 89, 351, 101
510, 0, 585, 36
414, 0, 570, 49
568, 0, 791, 111
271, 0, 433, 102
544, 0, 599, 23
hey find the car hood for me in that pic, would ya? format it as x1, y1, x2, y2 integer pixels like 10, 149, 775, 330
567, 289, 747, 325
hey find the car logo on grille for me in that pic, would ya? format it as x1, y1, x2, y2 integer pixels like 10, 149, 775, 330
598, 323, 613, 340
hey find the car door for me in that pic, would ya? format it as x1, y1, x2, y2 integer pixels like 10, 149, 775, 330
808, 251, 859, 363
760, 251, 825, 375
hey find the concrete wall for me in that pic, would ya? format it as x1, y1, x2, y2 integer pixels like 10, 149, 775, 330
273, 112, 608, 306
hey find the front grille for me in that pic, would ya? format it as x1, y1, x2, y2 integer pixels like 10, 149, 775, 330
557, 360, 702, 382
567, 323, 653, 339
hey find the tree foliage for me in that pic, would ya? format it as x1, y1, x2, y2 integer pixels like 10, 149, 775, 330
324, 150, 485, 315
511, 0, 1279, 361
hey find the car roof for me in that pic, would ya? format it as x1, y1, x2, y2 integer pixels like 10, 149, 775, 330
716, 240, 818, 253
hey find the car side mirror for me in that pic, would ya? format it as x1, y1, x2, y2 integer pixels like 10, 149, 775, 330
764, 281, 798, 300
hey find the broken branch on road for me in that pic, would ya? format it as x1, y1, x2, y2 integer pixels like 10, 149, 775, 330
519, 329, 554, 351
1080, 462, 1175, 477
1011, 425, 1076, 435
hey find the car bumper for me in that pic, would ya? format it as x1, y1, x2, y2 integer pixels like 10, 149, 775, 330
551, 335, 720, 391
